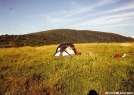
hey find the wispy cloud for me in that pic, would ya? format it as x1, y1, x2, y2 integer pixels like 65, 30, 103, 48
68, 0, 134, 29
42, 0, 118, 24
94, 3, 134, 16
38, 0, 134, 37
66, 0, 113, 17
69, 11, 134, 28
1, 0, 134, 36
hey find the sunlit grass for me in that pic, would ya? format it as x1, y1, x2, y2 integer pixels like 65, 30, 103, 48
0, 43, 134, 95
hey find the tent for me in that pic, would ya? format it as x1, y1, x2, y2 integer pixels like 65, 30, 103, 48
54, 42, 81, 57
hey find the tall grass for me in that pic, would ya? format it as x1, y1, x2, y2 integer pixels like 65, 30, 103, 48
0, 43, 134, 95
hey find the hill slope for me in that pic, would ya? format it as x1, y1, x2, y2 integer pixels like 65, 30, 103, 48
0, 29, 134, 47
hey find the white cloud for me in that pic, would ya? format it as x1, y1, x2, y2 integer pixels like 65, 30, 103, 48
93, 0, 118, 7
132, 35, 134, 38
99, 4, 134, 15
37, 0, 134, 36
69, 11, 134, 28
41, 0, 118, 24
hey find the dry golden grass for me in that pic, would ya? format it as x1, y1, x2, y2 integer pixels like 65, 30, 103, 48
0, 43, 134, 95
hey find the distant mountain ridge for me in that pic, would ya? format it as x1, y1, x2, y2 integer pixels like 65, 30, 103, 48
0, 29, 134, 48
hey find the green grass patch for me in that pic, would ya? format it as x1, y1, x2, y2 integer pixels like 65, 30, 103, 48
0, 43, 134, 95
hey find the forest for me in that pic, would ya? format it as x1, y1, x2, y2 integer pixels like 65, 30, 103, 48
0, 29, 134, 48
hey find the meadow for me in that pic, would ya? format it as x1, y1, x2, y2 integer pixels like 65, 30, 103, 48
0, 43, 134, 95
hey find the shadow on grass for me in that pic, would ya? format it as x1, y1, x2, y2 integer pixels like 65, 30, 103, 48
87, 89, 98, 95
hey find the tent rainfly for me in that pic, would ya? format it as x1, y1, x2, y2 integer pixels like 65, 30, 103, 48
54, 42, 81, 57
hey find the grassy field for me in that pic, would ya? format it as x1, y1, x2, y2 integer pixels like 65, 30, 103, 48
0, 43, 134, 95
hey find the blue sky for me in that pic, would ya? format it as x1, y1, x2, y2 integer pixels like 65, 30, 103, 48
0, 0, 134, 38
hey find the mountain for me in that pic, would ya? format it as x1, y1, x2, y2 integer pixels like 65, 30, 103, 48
0, 29, 134, 48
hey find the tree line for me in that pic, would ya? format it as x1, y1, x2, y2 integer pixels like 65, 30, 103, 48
0, 29, 134, 48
